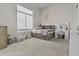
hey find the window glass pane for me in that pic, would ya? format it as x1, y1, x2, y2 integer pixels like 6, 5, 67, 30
17, 4, 33, 15
17, 12, 26, 30
26, 15, 33, 29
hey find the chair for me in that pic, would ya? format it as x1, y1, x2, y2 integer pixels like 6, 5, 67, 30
58, 31, 65, 39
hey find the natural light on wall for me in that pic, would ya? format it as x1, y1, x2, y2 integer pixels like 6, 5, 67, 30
17, 4, 33, 31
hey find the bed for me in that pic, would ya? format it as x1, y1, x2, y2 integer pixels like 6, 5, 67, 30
31, 25, 55, 40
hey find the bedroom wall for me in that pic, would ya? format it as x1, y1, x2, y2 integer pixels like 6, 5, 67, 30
40, 3, 75, 40
19, 3, 41, 28
0, 3, 41, 35
41, 3, 74, 28
0, 3, 17, 35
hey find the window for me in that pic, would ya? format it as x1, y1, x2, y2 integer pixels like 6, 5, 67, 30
17, 12, 26, 30
17, 4, 33, 31
26, 15, 33, 29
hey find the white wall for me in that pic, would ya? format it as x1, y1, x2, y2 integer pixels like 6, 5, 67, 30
78, 4, 79, 25
41, 4, 74, 26
72, 3, 78, 31
0, 3, 41, 35
69, 3, 79, 56
41, 4, 75, 40
0, 3, 17, 35
19, 3, 41, 28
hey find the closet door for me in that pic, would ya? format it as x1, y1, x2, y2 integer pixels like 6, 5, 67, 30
0, 26, 7, 49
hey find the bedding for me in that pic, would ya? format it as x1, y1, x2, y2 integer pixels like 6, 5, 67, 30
41, 29, 54, 35
31, 25, 55, 40
32, 29, 54, 35
8, 32, 28, 44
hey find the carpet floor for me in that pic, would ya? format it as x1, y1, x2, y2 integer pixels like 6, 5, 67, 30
0, 38, 69, 56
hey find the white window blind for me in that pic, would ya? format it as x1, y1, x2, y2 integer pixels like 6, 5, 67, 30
26, 15, 33, 29
17, 4, 33, 31
17, 12, 26, 30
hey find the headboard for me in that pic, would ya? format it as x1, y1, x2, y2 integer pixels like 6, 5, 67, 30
41, 25, 55, 30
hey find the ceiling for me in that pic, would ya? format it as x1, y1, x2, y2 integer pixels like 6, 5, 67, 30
19, 3, 75, 10
31, 3, 53, 10
19, 3, 54, 10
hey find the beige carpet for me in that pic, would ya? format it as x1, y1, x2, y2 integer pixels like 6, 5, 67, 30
0, 38, 69, 56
